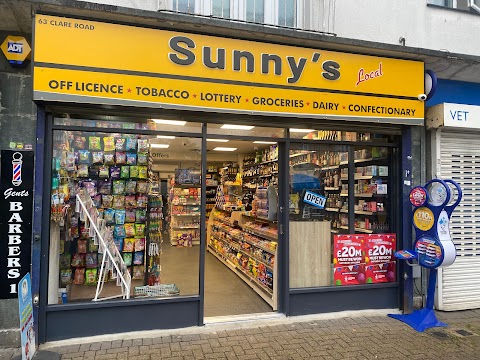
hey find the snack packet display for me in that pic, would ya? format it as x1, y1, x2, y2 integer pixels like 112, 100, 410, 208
92, 194, 102, 207
102, 195, 114, 209
114, 237, 124, 252
135, 237, 145, 251
60, 269, 72, 285
74, 135, 86, 149
115, 137, 126, 151
129, 166, 139, 178
136, 181, 148, 194
71, 253, 85, 267
115, 209, 126, 225
66, 152, 76, 170
99, 165, 110, 178
125, 180, 137, 194
78, 150, 90, 164
115, 152, 127, 165
110, 166, 121, 179
85, 269, 98, 285
123, 252, 133, 266
92, 151, 104, 164
136, 195, 148, 208
59, 254, 71, 269
132, 266, 145, 280
104, 152, 115, 165
125, 195, 136, 207
77, 239, 87, 253
88, 165, 100, 177
73, 268, 85, 285
113, 180, 125, 194
126, 152, 137, 165
137, 152, 148, 165
138, 166, 148, 179
135, 224, 146, 237
125, 223, 136, 237
136, 209, 146, 223
133, 251, 144, 265
86, 253, 98, 268
103, 137, 115, 152
126, 137, 137, 151
113, 195, 125, 209
121, 166, 130, 179
123, 238, 135, 252
83, 181, 97, 197
125, 210, 136, 223
137, 138, 148, 151
88, 239, 99, 252
114, 225, 126, 238
89, 136, 102, 150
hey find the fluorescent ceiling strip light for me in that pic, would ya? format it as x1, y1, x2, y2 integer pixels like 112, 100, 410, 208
150, 144, 170, 149
156, 135, 176, 139
290, 128, 315, 133
207, 139, 229, 142
220, 124, 255, 130
213, 147, 237, 151
151, 119, 186, 126
253, 141, 277, 144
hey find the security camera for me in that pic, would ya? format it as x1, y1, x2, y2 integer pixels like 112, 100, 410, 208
417, 94, 427, 101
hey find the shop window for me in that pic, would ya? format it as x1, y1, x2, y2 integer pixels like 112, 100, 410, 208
277, 0, 298, 27
289, 132, 397, 289
212, 0, 232, 17
207, 122, 285, 137
172, 0, 198, 13
48, 128, 201, 304
246, 0, 265, 23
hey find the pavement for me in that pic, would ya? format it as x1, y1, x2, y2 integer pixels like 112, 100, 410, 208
2, 309, 480, 360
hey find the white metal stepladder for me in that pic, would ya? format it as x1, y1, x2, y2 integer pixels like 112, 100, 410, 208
75, 188, 131, 301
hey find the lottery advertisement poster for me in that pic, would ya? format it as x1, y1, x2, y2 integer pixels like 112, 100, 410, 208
333, 235, 365, 285
364, 234, 396, 283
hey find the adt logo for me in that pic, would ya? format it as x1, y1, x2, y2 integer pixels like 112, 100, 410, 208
7, 41, 23, 54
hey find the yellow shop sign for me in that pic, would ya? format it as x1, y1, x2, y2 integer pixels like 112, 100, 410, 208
33, 15, 425, 124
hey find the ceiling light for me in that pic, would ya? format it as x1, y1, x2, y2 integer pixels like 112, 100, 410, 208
253, 141, 277, 144
150, 144, 170, 149
220, 124, 255, 130
290, 128, 315, 133
156, 135, 176, 139
151, 119, 186, 126
207, 139, 229, 142
213, 147, 237, 151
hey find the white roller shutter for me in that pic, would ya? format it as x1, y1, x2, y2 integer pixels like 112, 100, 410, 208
436, 130, 480, 311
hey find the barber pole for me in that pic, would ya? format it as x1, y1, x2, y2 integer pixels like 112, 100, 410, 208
12, 152, 23, 186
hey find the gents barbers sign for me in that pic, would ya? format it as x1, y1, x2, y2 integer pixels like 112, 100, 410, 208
0, 151, 34, 298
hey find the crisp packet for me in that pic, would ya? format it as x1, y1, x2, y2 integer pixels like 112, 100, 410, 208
114, 237, 124, 252
136, 209, 146, 223
135, 224, 146, 236
125, 195, 136, 207
121, 166, 130, 179
125, 180, 137, 194
85, 269, 97, 285
110, 166, 121, 179
60, 269, 72, 285
125, 223, 136, 237
103, 137, 115, 152
114, 225, 126, 238
125, 210, 136, 223
102, 195, 114, 209
71, 253, 85, 267
115, 209, 126, 225
115, 152, 127, 165
104, 152, 115, 165
137, 152, 148, 165
104, 208, 115, 223
126, 137, 137, 151
123, 238, 135, 252
136, 195, 148, 208
92, 151, 104, 164
129, 166, 139, 178
127, 153, 137, 165
135, 237, 145, 251
89, 136, 102, 150
136, 181, 148, 193
137, 138, 148, 151
133, 251, 144, 265
113, 195, 125, 209
138, 166, 148, 179
113, 180, 125, 194
86, 253, 98, 268
115, 137, 126, 151
99, 165, 109, 178
123, 252, 133, 266
73, 268, 85, 285
78, 150, 91, 164
74, 136, 86, 149
132, 266, 145, 280
77, 239, 87, 253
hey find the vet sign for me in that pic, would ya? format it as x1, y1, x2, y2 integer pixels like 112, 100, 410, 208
303, 190, 326, 209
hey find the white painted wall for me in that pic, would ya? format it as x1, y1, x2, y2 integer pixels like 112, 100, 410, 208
329, 0, 480, 57
78, 0, 480, 56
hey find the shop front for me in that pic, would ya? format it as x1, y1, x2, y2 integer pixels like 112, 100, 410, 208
427, 103, 480, 311
31, 14, 425, 342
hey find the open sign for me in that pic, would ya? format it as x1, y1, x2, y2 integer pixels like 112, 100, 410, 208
303, 190, 326, 209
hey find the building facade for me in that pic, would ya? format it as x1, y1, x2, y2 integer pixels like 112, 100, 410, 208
0, 0, 479, 346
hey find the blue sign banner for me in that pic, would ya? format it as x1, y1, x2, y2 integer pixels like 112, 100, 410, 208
18, 273, 36, 360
